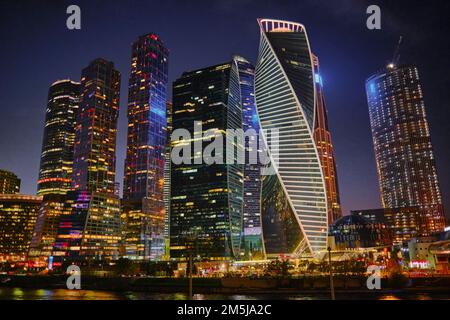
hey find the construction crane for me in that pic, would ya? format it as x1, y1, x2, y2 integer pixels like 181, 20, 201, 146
389, 36, 403, 68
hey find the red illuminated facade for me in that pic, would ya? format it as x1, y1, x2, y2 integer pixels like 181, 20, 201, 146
52, 59, 122, 262
312, 55, 342, 225
72, 58, 121, 194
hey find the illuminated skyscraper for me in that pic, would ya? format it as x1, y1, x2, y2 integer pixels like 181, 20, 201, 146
0, 169, 20, 194
164, 100, 173, 258
366, 64, 445, 235
170, 59, 244, 261
234, 56, 264, 260
122, 34, 169, 260
312, 55, 342, 225
0, 194, 42, 262
53, 58, 122, 262
255, 19, 328, 257
73, 59, 120, 193
30, 80, 80, 262
37, 80, 80, 196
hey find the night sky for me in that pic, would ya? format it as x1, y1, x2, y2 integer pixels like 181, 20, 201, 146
0, 0, 449, 219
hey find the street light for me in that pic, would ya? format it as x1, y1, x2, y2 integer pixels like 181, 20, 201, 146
188, 254, 193, 300
185, 230, 198, 300
328, 246, 335, 300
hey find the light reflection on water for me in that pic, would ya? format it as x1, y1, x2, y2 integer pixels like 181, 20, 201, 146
1, 288, 122, 300
0, 288, 448, 300
379, 295, 401, 300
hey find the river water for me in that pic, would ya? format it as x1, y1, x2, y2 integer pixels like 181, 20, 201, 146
0, 287, 448, 300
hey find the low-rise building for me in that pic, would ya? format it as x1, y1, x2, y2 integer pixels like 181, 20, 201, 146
0, 169, 20, 194
351, 207, 424, 245
407, 236, 436, 269
328, 215, 391, 250
408, 230, 450, 273
429, 241, 450, 274
0, 194, 42, 261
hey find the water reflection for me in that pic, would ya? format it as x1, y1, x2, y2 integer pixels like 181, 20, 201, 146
0, 288, 448, 300
0, 288, 120, 300
379, 295, 401, 300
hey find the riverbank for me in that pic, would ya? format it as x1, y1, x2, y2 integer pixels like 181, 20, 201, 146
1, 275, 449, 297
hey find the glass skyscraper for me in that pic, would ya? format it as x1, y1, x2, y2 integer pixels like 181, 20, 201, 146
366, 64, 445, 235
72, 59, 120, 194
37, 80, 80, 196
255, 19, 328, 257
234, 56, 264, 260
53, 58, 122, 262
312, 55, 342, 225
164, 100, 173, 258
170, 60, 244, 261
122, 33, 169, 260
30, 80, 80, 262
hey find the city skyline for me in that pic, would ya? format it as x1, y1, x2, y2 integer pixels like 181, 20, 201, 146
0, 0, 449, 220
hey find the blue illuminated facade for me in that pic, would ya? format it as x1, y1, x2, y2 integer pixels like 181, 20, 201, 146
122, 33, 169, 260
234, 56, 265, 260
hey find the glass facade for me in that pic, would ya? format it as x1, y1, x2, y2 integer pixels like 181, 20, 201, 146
31, 80, 80, 263
312, 55, 342, 225
53, 58, 122, 262
255, 19, 328, 256
53, 191, 121, 261
52, 191, 91, 261
37, 80, 80, 196
29, 194, 70, 261
261, 174, 304, 254
72, 58, 120, 194
0, 169, 20, 194
366, 64, 445, 235
123, 33, 169, 200
329, 215, 391, 250
234, 56, 264, 260
164, 100, 173, 258
170, 61, 244, 261
122, 33, 169, 260
352, 207, 424, 245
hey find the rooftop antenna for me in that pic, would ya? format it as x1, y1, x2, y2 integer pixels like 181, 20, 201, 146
391, 36, 403, 67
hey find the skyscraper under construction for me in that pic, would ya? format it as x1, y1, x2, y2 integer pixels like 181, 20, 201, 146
366, 63, 445, 235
